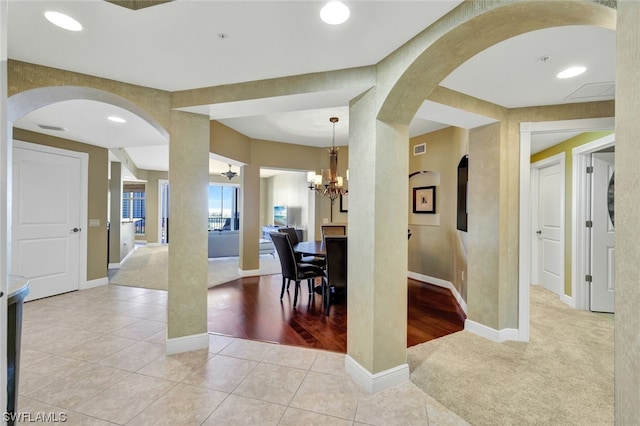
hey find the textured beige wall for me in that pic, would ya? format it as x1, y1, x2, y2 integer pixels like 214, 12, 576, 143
12, 128, 109, 281
167, 111, 209, 340
239, 163, 260, 271
143, 170, 168, 244
615, 1, 640, 422
109, 162, 122, 265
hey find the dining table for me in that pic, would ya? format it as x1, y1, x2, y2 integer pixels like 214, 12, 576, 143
293, 240, 326, 257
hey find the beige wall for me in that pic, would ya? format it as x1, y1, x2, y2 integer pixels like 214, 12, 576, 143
12, 128, 109, 282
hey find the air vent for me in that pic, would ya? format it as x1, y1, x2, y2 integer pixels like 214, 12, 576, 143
38, 124, 67, 132
413, 143, 426, 156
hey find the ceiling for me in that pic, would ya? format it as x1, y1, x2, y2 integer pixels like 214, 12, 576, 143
8, 1, 616, 178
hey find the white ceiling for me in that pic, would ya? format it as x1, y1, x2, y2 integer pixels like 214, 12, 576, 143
8, 1, 616, 176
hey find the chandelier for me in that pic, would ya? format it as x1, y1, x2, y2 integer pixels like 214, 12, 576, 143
221, 164, 238, 180
307, 117, 348, 203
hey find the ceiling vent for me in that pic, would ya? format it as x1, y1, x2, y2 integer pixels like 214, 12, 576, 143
38, 124, 66, 132
105, 1, 173, 11
565, 82, 615, 101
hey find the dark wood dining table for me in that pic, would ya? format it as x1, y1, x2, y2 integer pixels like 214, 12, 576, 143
293, 240, 326, 257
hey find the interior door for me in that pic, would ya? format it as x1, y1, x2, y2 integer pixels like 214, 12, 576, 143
12, 144, 82, 301
590, 152, 615, 313
537, 162, 563, 296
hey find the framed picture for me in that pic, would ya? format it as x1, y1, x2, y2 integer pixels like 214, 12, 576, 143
339, 193, 348, 212
413, 186, 436, 214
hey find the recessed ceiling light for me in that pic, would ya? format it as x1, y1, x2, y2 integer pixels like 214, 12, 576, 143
557, 66, 586, 79
108, 116, 126, 123
320, 1, 350, 25
44, 11, 83, 32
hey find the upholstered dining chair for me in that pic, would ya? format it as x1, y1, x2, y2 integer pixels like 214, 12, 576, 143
270, 232, 326, 308
278, 227, 325, 268
323, 235, 347, 315
321, 224, 346, 239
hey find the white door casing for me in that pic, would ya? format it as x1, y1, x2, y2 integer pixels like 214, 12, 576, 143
532, 156, 565, 297
590, 152, 615, 313
12, 141, 87, 301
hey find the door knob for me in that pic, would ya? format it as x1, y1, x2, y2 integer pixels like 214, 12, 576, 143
71, 227, 81, 233
536, 230, 542, 235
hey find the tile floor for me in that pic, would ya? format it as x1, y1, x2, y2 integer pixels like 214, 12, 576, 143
16, 284, 469, 425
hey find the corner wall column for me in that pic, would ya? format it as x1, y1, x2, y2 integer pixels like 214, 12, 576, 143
239, 163, 260, 274
615, 1, 640, 422
346, 89, 409, 392
108, 162, 122, 267
167, 111, 209, 354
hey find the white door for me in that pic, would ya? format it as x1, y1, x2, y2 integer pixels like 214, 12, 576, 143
590, 152, 615, 313
12, 143, 83, 300
537, 162, 564, 296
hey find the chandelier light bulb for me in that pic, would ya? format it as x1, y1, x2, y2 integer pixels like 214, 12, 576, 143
320, 1, 350, 25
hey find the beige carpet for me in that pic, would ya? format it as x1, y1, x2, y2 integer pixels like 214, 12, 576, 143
407, 285, 614, 426
110, 245, 281, 290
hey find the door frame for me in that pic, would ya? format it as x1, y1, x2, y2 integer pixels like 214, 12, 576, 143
531, 152, 566, 300
13, 140, 89, 291
158, 179, 169, 245
572, 133, 616, 311
519, 117, 614, 342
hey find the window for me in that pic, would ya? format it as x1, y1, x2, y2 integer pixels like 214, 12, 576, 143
209, 184, 240, 231
123, 183, 146, 235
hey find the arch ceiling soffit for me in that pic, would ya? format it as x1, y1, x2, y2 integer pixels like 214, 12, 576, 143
377, 0, 616, 126
8, 86, 169, 140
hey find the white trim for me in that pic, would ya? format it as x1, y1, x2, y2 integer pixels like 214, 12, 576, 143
531, 152, 566, 299
158, 179, 169, 245
519, 117, 614, 343
344, 355, 410, 393
407, 271, 467, 314
166, 332, 209, 355
108, 262, 121, 270
81, 277, 108, 290
561, 293, 575, 308
239, 268, 260, 277
571, 133, 616, 310
108, 244, 138, 269
13, 140, 89, 295
146, 242, 162, 247
464, 319, 520, 343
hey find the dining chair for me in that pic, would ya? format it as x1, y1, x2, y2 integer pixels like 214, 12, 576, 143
270, 232, 326, 308
321, 225, 346, 239
323, 235, 347, 315
278, 227, 325, 268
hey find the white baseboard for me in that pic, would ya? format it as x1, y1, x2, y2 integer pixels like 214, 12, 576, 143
109, 245, 139, 269
166, 333, 209, 355
81, 277, 108, 290
108, 262, 121, 270
345, 355, 410, 393
407, 271, 467, 314
146, 242, 162, 247
561, 293, 575, 308
239, 268, 260, 277
464, 319, 520, 343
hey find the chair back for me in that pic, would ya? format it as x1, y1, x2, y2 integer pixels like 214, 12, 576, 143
270, 232, 298, 280
278, 227, 300, 245
321, 225, 346, 239
325, 236, 347, 290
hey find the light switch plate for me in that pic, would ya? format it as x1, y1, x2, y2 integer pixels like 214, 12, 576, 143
89, 219, 101, 227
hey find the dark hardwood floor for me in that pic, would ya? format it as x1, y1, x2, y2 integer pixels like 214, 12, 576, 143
207, 275, 466, 353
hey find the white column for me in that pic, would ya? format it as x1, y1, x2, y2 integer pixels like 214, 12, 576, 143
1, 0, 10, 413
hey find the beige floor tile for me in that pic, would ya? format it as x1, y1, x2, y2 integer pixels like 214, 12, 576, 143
355, 382, 429, 425
208, 333, 235, 354
27, 363, 131, 410
89, 314, 140, 334
111, 318, 166, 340
202, 394, 286, 426
182, 354, 258, 392
62, 334, 137, 362
144, 329, 167, 344
124, 303, 167, 320
232, 362, 307, 405
19, 349, 52, 368
290, 370, 364, 420
279, 407, 353, 426
261, 344, 318, 370
310, 350, 347, 376
127, 383, 227, 426
74, 373, 175, 424
137, 348, 213, 382
97, 340, 165, 372
218, 338, 276, 361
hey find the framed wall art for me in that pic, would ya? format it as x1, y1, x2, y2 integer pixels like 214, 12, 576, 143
413, 186, 436, 214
